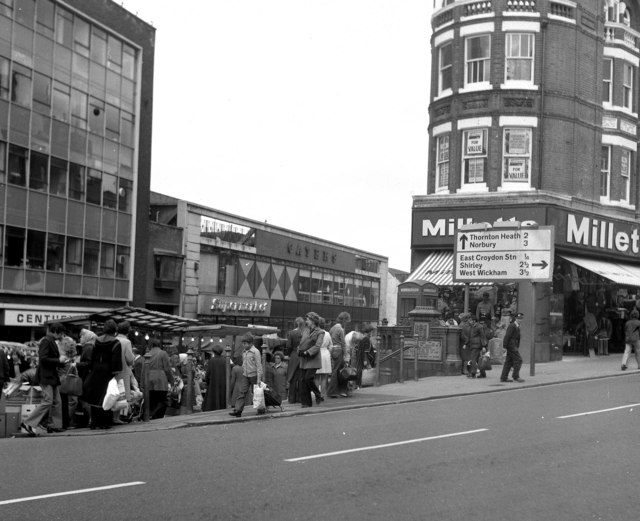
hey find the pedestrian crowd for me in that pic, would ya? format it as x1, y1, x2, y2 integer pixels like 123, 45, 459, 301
6, 310, 377, 434
448, 291, 526, 383
228, 311, 375, 417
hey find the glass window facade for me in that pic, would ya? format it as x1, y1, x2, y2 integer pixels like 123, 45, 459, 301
0, 2, 139, 298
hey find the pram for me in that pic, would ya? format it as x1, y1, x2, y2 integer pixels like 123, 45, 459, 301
120, 390, 144, 423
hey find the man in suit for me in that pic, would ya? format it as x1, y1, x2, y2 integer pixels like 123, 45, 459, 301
501, 312, 525, 383
21, 322, 68, 436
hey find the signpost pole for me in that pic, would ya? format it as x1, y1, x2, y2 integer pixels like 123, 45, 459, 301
530, 281, 536, 377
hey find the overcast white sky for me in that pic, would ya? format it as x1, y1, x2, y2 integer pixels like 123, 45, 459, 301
121, 1, 434, 271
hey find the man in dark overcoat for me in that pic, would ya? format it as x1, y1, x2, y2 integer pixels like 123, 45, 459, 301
501, 312, 525, 383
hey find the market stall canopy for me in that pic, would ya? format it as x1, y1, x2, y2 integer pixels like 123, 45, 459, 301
183, 324, 280, 337
559, 255, 640, 287
44, 306, 201, 333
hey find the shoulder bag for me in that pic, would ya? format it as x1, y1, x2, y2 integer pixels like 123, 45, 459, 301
60, 365, 83, 396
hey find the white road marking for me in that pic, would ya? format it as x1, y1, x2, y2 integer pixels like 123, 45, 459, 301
284, 428, 488, 462
0, 482, 146, 506
557, 403, 640, 419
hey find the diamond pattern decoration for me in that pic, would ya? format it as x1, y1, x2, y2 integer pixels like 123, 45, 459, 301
285, 266, 298, 301
237, 258, 254, 297
254, 261, 271, 299
271, 264, 284, 300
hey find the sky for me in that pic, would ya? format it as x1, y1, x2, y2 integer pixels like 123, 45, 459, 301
120, 1, 435, 271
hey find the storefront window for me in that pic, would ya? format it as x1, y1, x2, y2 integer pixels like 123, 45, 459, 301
311, 271, 322, 303
344, 277, 354, 306
354, 278, 364, 307
371, 280, 380, 308
298, 269, 311, 302
322, 272, 333, 304
333, 275, 344, 306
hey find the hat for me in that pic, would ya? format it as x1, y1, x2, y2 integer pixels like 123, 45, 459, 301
240, 333, 254, 344
212, 344, 224, 355
459, 313, 471, 321
516, 312, 524, 319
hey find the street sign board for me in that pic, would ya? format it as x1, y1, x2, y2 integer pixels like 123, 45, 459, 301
453, 226, 554, 282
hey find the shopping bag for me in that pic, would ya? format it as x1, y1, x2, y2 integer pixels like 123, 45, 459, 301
102, 378, 121, 411
60, 366, 83, 396
253, 381, 266, 410
479, 355, 492, 371
339, 366, 357, 382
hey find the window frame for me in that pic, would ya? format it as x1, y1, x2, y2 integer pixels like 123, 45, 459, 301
501, 127, 532, 188
438, 42, 452, 96
436, 134, 450, 192
464, 34, 491, 87
600, 145, 611, 200
505, 33, 534, 84
461, 128, 488, 186
620, 148, 631, 204
623, 62, 633, 111
603, 58, 612, 105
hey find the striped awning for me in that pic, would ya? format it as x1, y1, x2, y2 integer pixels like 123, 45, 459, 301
559, 255, 640, 287
406, 250, 464, 286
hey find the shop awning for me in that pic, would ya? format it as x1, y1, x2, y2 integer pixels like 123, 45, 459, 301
559, 254, 640, 287
406, 250, 465, 286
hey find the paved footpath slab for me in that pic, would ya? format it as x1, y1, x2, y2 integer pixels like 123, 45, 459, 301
10, 355, 639, 437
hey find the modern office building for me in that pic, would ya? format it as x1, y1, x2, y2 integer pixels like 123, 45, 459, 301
148, 192, 389, 335
0, 0, 154, 341
407, 0, 640, 361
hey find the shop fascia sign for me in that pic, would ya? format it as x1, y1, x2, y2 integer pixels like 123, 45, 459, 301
4, 310, 89, 326
210, 296, 269, 314
419, 209, 640, 257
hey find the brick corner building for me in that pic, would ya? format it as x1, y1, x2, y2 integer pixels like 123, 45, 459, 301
407, 0, 640, 363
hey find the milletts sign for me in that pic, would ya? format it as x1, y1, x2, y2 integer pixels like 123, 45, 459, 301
413, 206, 640, 261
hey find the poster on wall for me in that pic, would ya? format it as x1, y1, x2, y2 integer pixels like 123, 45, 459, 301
503, 158, 528, 182
466, 131, 484, 154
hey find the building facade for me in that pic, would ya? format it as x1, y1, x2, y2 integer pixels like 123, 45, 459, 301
149, 192, 389, 335
0, 0, 154, 341
408, 0, 640, 362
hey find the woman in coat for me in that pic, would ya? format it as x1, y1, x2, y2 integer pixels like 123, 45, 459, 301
297, 312, 324, 407
203, 345, 227, 411
82, 320, 122, 429
271, 351, 288, 402
146, 339, 173, 419
286, 317, 305, 404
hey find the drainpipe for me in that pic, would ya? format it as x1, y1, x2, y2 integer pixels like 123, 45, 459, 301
537, 20, 548, 190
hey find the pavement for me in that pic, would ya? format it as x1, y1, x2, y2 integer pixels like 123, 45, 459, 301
8, 354, 639, 438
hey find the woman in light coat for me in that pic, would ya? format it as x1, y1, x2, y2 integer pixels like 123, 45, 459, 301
314, 318, 332, 400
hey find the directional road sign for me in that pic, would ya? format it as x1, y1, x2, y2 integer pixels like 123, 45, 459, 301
453, 226, 554, 282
